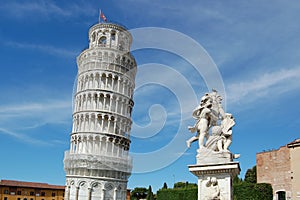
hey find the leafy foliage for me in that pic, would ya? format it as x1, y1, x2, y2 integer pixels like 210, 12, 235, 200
244, 165, 257, 184
162, 182, 168, 190
131, 187, 147, 200
233, 175, 243, 184
233, 165, 273, 200
146, 185, 155, 200
233, 182, 273, 200
157, 188, 197, 200
157, 182, 197, 200
254, 183, 273, 200
173, 181, 197, 189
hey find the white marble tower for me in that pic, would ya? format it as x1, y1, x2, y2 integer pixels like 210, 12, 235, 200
64, 22, 137, 200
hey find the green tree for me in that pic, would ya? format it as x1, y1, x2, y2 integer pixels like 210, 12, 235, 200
157, 187, 197, 200
131, 187, 147, 200
162, 182, 168, 190
233, 182, 272, 200
146, 185, 154, 200
244, 165, 257, 184
174, 182, 186, 189
233, 175, 242, 184
174, 182, 197, 189
233, 165, 273, 200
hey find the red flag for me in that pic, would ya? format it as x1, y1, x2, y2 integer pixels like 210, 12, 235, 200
100, 9, 107, 22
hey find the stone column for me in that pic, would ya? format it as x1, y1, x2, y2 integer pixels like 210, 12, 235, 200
114, 188, 117, 200
75, 187, 79, 200
101, 189, 105, 200
64, 186, 69, 200
88, 188, 92, 200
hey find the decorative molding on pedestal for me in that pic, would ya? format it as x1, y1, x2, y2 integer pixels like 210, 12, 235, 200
189, 162, 240, 177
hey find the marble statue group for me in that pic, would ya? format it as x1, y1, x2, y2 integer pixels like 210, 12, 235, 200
187, 89, 240, 200
186, 89, 235, 153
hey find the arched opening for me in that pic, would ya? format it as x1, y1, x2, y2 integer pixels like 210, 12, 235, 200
111, 32, 116, 41
98, 36, 107, 46
104, 184, 114, 200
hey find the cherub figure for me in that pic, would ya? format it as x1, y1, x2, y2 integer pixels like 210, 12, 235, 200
205, 177, 220, 200
186, 94, 213, 149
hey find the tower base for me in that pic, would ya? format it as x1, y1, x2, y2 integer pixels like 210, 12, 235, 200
189, 162, 240, 200
65, 177, 128, 200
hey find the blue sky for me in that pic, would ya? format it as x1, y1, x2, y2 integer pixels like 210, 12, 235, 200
0, 0, 300, 192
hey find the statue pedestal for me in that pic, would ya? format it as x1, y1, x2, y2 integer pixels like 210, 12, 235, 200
188, 149, 240, 200
189, 162, 240, 200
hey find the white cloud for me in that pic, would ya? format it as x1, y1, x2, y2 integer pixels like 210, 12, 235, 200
0, 99, 72, 145
0, 127, 55, 146
0, 101, 70, 113
5, 41, 78, 58
0, 1, 95, 20
118, 0, 231, 24
226, 67, 300, 104
0, 99, 72, 124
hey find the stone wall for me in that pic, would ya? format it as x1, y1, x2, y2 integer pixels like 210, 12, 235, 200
256, 145, 292, 199
287, 139, 300, 199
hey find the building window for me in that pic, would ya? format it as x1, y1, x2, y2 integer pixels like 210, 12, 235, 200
4, 197, 8, 200
52, 192, 55, 197
24, 198, 27, 200
41, 192, 45, 196
30, 192, 34, 196
99, 36, 107, 45
277, 191, 286, 200
30, 198, 33, 200
111, 32, 116, 41
18, 198, 21, 200
4, 190, 9, 194
17, 191, 21, 195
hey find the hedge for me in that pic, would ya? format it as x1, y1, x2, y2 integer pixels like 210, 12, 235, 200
157, 188, 197, 200
233, 182, 273, 200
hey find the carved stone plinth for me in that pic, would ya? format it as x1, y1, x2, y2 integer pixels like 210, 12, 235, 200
189, 162, 240, 200
196, 148, 235, 165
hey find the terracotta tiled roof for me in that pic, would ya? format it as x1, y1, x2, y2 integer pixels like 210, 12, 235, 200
0, 180, 65, 190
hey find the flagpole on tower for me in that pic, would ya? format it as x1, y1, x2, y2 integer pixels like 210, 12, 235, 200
98, 9, 101, 23
99, 9, 107, 23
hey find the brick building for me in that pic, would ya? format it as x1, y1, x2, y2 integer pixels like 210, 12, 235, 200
0, 180, 64, 200
256, 139, 300, 200
0, 180, 130, 200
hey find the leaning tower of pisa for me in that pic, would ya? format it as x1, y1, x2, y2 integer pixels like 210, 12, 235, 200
63, 22, 137, 200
